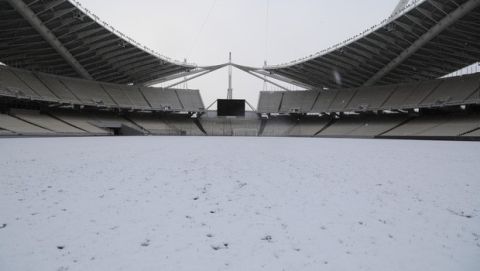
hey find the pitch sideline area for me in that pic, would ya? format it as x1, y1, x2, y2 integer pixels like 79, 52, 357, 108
1, 137, 479, 271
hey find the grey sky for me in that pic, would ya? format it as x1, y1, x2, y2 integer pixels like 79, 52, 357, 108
79, 0, 401, 107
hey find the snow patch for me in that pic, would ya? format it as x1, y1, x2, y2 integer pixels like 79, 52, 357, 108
0, 137, 479, 271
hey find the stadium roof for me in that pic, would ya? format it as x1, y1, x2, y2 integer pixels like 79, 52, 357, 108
258, 0, 480, 89
0, 0, 199, 85
1, 0, 479, 90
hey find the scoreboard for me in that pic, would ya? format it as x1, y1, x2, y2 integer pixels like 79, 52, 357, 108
217, 99, 245, 117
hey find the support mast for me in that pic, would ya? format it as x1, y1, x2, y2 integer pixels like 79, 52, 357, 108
227, 52, 233, 99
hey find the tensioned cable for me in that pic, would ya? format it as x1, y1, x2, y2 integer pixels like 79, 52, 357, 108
188, 0, 218, 59
263, 0, 270, 91
264, 0, 270, 63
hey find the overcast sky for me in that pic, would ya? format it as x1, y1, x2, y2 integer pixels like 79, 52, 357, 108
79, 0, 402, 107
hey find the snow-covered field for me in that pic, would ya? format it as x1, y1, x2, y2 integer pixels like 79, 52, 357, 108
1, 137, 479, 271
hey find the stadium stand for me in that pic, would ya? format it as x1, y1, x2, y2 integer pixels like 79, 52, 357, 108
317, 117, 366, 137
465, 87, 480, 103
1, 0, 480, 141
310, 91, 337, 113
381, 82, 419, 110
383, 116, 449, 137
11, 109, 85, 134
317, 115, 409, 138
164, 115, 205, 136
257, 73, 480, 114
13, 70, 58, 101
417, 115, 480, 137
347, 115, 409, 137
122, 86, 151, 109
420, 74, 480, 107
383, 113, 480, 138
84, 112, 145, 135
322, 88, 357, 112
35, 73, 80, 103
463, 129, 480, 137
2, 64, 480, 140
400, 80, 442, 109
279, 92, 303, 113
128, 114, 181, 135
0, 128, 14, 136
0, 67, 44, 99
0, 66, 205, 112
200, 117, 233, 136
52, 111, 110, 136
199, 112, 261, 136
288, 117, 330, 137
257, 92, 283, 113
279, 91, 319, 113
60, 78, 117, 107
140, 87, 183, 111
102, 83, 135, 108
176, 89, 205, 112
260, 117, 297, 137
346, 85, 395, 111
1, 103, 480, 140
0, 113, 53, 135
231, 114, 261, 136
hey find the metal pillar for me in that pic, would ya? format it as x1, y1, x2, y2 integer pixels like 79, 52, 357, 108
6, 0, 93, 80
365, 0, 480, 86
227, 52, 233, 99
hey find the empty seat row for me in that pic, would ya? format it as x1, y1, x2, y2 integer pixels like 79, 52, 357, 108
0, 110, 111, 136
384, 114, 480, 137
279, 91, 319, 113
0, 66, 205, 112
288, 117, 330, 137
257, 92, 283, 113
128, 115, 181, 135
260, 117, 297, 137
2, 108, 479, 139
317, 115, 408, 138
257, 91, 320, 114
314, 114, 480, 138
163, 115, 205, 136
0, 113, 53, 135
12, 109, 85, 134
257, 73, 480, 113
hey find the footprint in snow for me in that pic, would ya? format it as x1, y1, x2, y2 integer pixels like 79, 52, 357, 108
237, 182, 247, 189
211, 243, 229, 250
261, 235, 273, 242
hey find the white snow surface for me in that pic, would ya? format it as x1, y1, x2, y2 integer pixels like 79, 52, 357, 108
1, 137, 479, 271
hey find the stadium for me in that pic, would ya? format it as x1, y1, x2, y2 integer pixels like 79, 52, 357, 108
1, 0, 479, 270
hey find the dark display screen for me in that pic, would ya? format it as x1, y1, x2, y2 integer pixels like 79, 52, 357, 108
217, 99, 245, 116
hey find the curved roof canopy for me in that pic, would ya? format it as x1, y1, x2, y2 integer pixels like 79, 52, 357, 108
262, 0, 480, 89
0, 0, 197, 85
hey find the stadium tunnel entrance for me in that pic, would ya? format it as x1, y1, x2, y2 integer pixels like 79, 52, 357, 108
91, 122, 144, 136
